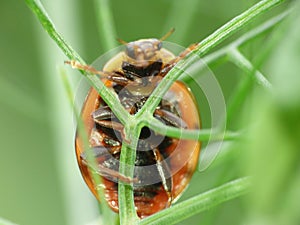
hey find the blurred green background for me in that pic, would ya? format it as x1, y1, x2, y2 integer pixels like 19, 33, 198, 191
0, 0, 299, 225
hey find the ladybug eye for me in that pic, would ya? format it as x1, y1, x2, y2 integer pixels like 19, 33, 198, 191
157, 41, 162, 50
126, 45, 136, 59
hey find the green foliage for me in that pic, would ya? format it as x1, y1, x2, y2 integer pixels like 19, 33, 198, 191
242, 3, 300, 224
1, 0, 296, 224
24, 0, 291, 224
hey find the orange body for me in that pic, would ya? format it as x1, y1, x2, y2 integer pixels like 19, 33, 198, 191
75, 39, 201, 217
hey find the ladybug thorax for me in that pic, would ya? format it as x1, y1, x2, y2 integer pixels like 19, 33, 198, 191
103, 39, 175, 101
125, 39, 162, 64
126, 81, 158, 96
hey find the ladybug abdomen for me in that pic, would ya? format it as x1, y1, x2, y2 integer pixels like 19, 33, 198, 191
97, 124, 172, 217
103, 177, 170, 217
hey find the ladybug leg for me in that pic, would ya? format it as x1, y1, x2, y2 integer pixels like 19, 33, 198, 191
93, 117, 124, 133
66, 60, 144, 86
106, 71, 140, 86
93, 106, 116, 120
160, 43, 199, 76
92, 106, 124, 131
153, 149, 173, 204
81, 146, 137, 184
154, 109, 187, 128
94, 120, 124, 132
107, 74, 131, 86
65, 60, 135, 85
65, 60, 107, 76
92, 106, 129, 143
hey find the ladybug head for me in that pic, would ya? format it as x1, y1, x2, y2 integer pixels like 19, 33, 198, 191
119, 28, 175, 62
125, 39, 162, 61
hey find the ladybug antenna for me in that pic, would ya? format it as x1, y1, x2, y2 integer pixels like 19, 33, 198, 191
116, 38, 128, 45
160, 28, 175, 41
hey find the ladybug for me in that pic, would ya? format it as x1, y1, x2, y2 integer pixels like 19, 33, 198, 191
69, 30, 201, 218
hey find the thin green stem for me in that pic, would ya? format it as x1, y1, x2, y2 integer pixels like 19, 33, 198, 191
182, 9, 290, 83
139, 177, 251, 225
228, 48, 272, 89
94, 0, 118, 51
146, 117, 240, 141
225, 48, 273, 126
95, 0, 141, 221
25, 0, 129, 125
194, 0, 285, 57
25, 0, 82, 62
118, 126, 141, 224
138, 0, 285, 117
93, 1, 136, 222
230, 9, 291, 49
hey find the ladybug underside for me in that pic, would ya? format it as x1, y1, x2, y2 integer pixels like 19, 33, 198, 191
75, 39, 200, 217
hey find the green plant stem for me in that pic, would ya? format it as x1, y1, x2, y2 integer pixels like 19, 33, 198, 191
146, 117, 240, 141
230, 9, 291, 49
139, 177, 251, 225
94, 0, 118, 51
181, 9, 290, 83
228, 48, 272, 89
193, 0, 285, 57
25, 0, 129, 125
225, 48, 273, 126
118, 126, 141, 224
138, 0, 285, 117
25, 0, 82, 62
